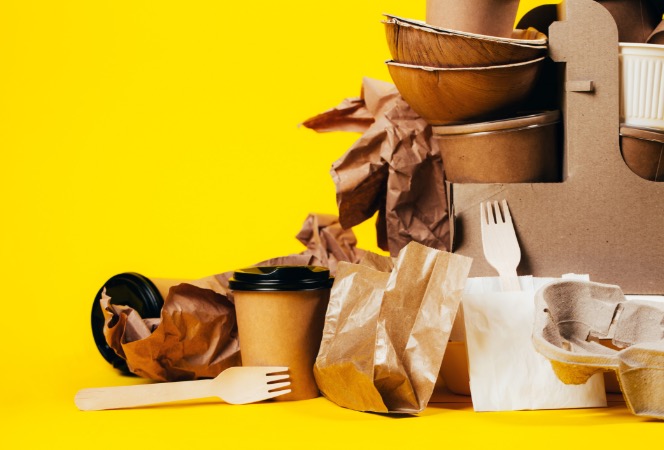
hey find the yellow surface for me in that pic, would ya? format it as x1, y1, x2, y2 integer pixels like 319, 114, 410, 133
1, 0, 661, 448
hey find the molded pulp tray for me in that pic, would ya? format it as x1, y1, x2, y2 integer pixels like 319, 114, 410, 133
533, 280, 664, 420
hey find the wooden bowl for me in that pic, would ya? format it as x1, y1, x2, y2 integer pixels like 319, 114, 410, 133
387, 57, 545, 125
620, 125, 664, 181
384, 15, 547, 68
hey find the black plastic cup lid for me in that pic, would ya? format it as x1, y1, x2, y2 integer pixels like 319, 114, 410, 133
229, 266, 333, 291
91, 272, 164, 371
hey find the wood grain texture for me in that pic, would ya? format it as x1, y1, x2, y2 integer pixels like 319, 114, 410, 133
385, 18, 547, 68
387, 57, 545, 124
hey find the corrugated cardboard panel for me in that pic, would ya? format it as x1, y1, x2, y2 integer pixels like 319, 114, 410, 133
450, 0, 664, 294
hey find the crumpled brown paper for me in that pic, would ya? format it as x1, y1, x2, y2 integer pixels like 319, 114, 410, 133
303, 78, 450, 257
313, 241, 472, 413
102, 282, 240, 381
259, 213, 365, 274
102, 213, 365, 381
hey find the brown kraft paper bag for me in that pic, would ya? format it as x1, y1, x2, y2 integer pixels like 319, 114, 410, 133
313, 241, 472, 413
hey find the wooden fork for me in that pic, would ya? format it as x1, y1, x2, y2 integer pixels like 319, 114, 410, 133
480, 200, 522, 292
74, 366, 291, 411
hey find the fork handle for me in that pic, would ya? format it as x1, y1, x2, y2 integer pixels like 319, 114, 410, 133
499, 271, 521, 292
75, 379, 215, 411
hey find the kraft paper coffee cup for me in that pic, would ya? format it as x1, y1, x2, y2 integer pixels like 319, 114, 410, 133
426, 0, 520, 38
230, 266, 333, 401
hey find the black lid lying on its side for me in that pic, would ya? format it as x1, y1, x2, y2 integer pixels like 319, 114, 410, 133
91, 272, 164, 371
229, 266, 333, 292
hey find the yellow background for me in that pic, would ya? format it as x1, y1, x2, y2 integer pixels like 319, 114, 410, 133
1, 0, 661, 448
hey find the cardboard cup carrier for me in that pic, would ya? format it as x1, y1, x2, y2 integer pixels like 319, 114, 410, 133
229, 266, 332, 401
447, 0, 664, 294
533, 279, 664, 420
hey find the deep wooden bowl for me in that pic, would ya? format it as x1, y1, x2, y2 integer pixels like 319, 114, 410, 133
387, 57, 545, 125
384, 15, 547, 68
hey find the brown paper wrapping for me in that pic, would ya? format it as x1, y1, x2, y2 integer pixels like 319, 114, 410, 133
259, 213, 365, 274
102, 283, 240, 381
101, 213, 365, 381
303, 78, 449, 257
299, 97, 374, 133
314, 241, 472, 413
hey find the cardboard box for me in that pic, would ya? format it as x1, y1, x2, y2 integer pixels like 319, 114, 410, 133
448, 0, 664, 294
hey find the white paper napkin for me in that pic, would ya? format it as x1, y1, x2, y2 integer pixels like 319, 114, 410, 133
462, 275, 607, 412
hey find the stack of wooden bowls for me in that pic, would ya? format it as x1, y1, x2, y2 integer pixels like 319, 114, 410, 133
384, 15, 562, 184
384, 15, 548, 125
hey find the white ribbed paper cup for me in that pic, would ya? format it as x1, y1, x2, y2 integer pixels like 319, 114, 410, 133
620, 43, 664, 131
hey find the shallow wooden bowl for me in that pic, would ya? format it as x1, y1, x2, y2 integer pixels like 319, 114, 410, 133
384, 15, 547, 68
387, 57, 545, 125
